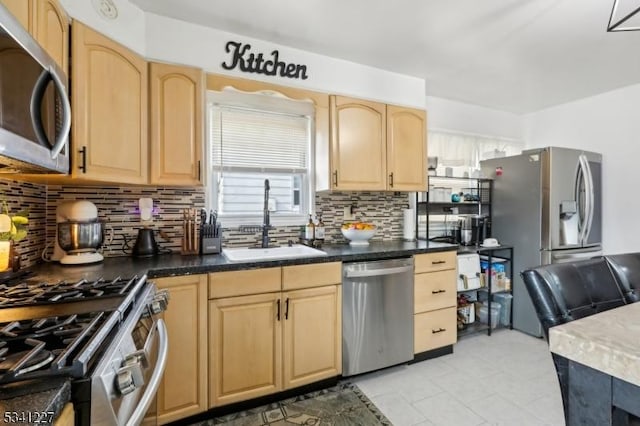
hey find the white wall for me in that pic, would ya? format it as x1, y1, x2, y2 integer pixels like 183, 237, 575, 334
144, 14, 425, 108
56, 2, 426, 108
425, 96, 524, 140
523, 83, 640, 254
58, 0, 146, 54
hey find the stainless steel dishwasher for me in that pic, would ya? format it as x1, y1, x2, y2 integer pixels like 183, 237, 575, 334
342, 257, 414, 376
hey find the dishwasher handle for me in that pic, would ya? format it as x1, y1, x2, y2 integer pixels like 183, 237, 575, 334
344, 264, 413, 278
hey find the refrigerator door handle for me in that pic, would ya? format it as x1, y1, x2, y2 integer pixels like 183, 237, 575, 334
582, 157, 595, 245
576, 155, 590, 245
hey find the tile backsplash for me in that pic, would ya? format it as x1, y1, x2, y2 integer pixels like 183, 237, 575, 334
0, 179, 47, 268
46, 185, 206, 258
2, 178, 411, 265
222, 191, 411, 247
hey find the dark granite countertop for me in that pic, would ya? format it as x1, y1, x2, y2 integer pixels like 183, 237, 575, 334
30, 240, 457, 281
0, 378, 71, 426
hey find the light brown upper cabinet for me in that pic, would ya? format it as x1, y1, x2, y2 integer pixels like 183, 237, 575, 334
329, 96, 387, 190
149, 62, 204, 186
1, 0, 34, 33
387, 105, 427, 191
72, 22, 148, 184
34, 0, 68, 75
327, 95, 427, 191
1, 0, 68, 75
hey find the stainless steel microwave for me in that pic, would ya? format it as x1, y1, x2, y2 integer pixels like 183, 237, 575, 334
0, 4, 70, 174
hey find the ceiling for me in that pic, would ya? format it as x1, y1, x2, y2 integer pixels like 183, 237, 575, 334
130, 0, 640, 114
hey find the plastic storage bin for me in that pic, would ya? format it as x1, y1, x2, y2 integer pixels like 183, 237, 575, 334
492, 293, 512, 326
480, 260, 507, 292
477, 302, 501, 328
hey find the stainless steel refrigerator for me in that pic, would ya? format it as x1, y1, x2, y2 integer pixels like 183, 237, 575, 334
481, 147, 602, 337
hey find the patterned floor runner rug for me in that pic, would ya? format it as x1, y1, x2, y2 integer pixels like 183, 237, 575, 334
191, 382, 391, 426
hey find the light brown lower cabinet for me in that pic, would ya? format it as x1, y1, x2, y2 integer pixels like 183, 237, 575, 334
209, 292, 283, 407
209, 283, 341, 408
145, 274, 208, 424
282, 285, 342, 389
53, 403, 74, 426
414, 252, 458, 354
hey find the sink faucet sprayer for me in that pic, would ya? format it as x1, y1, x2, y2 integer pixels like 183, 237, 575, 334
262, 179, 271, 248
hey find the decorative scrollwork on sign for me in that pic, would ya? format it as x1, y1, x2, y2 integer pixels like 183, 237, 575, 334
221, 41, 309, 80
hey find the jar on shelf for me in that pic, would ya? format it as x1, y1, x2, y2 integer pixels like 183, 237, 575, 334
0, 240, 12, 272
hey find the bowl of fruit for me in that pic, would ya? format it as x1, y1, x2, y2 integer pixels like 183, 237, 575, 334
341, 222, 377, 245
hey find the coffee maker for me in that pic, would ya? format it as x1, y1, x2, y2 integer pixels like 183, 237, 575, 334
132, 228, 159, 257
131, 198, 159, 257
459, 215, 489, 246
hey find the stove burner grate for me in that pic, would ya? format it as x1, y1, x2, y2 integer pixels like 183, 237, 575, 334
0, 311, 111, 383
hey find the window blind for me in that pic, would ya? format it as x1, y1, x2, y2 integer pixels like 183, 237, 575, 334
210, 105, 309, 172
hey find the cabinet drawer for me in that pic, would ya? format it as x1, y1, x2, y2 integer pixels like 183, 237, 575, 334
209, 268, 281, 299
414, 251, 456, 273
414, 269, 457, 313
282, 262, 341, 290
414, 307, 457, 353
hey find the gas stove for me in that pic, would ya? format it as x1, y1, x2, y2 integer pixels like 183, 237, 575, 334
0, 274, 169, 425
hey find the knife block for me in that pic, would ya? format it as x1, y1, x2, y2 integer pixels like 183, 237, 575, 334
181, 208, 199, 255
200, 231, 222, 255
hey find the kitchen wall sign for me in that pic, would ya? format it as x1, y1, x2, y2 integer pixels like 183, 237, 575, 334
221, 41, 309, 80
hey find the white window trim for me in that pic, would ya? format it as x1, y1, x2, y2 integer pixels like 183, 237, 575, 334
206, 89, 316, 228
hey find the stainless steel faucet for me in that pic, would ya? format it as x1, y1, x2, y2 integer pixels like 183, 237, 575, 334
261, 179, 271, 248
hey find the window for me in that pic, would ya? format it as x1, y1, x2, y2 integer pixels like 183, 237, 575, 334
428, 130, 523, 177
207, 90, 315, 225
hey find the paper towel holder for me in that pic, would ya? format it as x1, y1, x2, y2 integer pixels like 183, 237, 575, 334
403, 208, 416, 241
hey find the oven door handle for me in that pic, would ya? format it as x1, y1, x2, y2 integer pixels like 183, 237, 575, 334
126, 318, 169, 426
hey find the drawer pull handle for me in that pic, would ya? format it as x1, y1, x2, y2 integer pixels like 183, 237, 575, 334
79, 146, 87, 173
432, 260, 446, 265
432, 328, 446, 334
431, 289, 446, 294
276, 299, 281, 321
285, 298, 290, 320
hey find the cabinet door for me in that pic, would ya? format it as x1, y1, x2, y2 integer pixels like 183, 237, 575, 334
387, 105, 427, 191
414, 269, 457, 313
71, 22, 148, 184
209, 293, 282, 407
282, 285, 341, 389
149, 62, 204, 186
414, 307, 457, 353
33, 0, 68, 75
330, 95, 386, 190
149, 275, 207, 424
1, 0, 34, 31
53, 403, 74, 426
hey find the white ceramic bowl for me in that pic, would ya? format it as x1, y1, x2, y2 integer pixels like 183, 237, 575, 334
341, 226, 377, 245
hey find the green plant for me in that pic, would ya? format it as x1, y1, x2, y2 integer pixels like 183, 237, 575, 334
0, 201, 29, 242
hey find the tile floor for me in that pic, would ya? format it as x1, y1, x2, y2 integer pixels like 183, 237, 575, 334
352, 329, 565, 426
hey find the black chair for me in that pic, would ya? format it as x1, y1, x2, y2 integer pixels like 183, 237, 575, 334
604, 252, 640, 303
520, 257, 628, 422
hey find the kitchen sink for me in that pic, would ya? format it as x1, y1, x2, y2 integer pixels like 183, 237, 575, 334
222, 244, 327, 262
